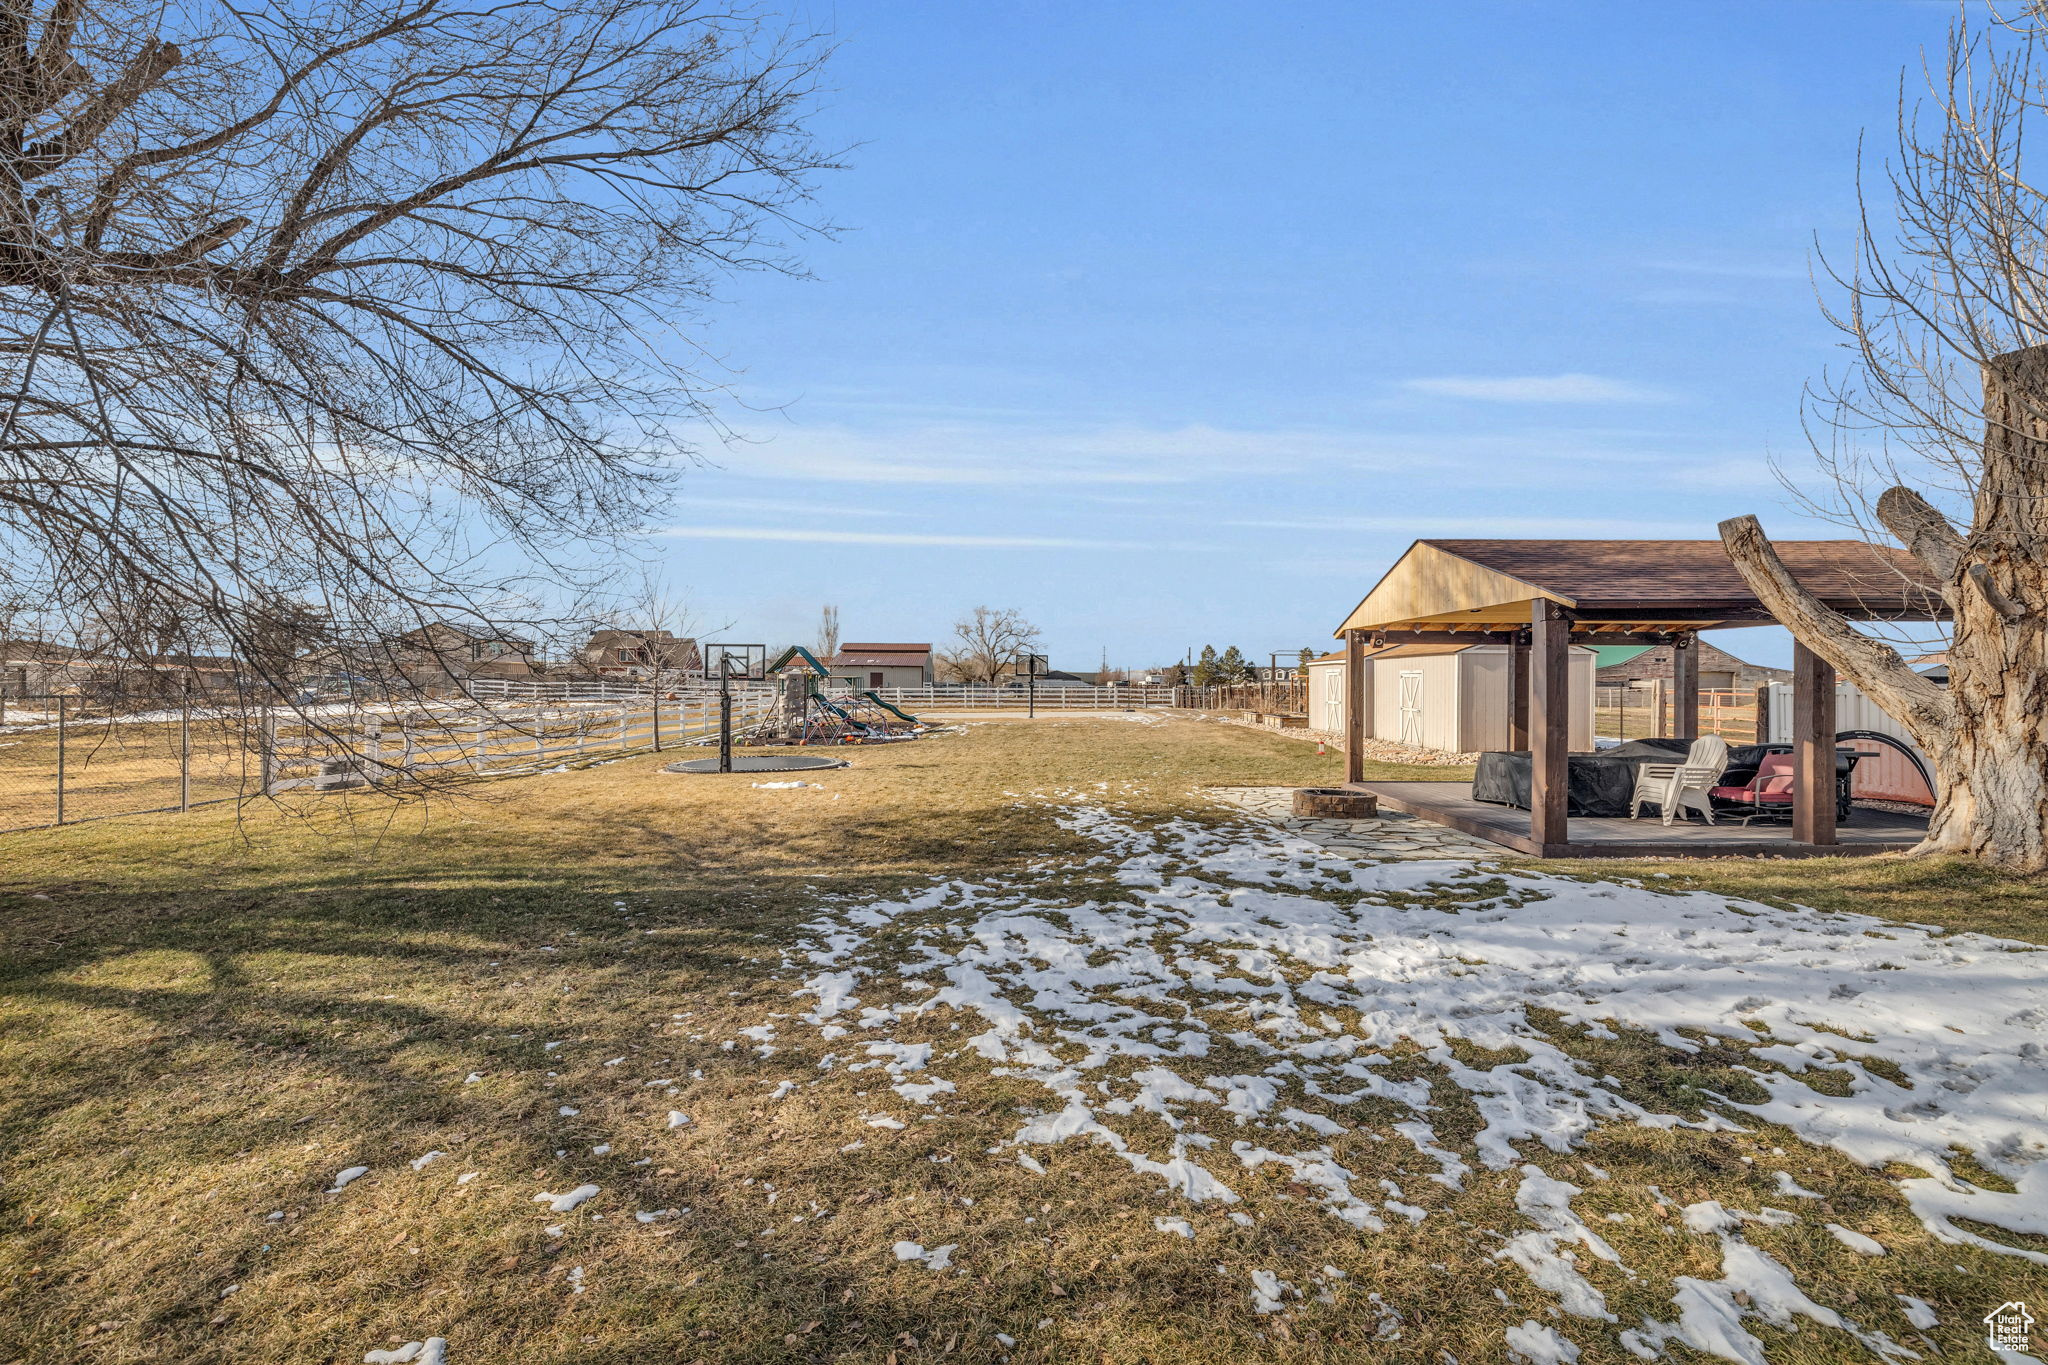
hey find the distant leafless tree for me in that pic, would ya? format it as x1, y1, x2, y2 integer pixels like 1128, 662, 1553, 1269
939, 606, 1040, 685
0, 0, 831, 706
1720, 6, 2048, 871
815, 603, 839, 660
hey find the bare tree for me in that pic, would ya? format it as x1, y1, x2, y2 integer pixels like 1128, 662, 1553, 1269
618, 570, 709, 695
1720, 9, 2048, 871
0, 0, 830, 709
816, 603, 839, 659
939, 606, 1040, 685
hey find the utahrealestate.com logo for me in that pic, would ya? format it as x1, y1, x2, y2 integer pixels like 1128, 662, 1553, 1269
1986, 1302, 2035, 1352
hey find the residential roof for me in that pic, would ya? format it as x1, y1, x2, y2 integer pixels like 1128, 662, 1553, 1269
1335, 538, 1943, 637
1588, 644, 1654, 669
0, 638, 81, 659
831, 642, 930, 667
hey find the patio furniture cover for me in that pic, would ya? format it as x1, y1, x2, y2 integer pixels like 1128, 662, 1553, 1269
1473, 740, 1854, 818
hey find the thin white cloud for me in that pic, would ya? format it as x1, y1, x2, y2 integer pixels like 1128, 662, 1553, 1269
1642, 254, 1805, 281
654, 525, 1142, 549
666, 494, 908, 519
715, 421, 1417, 486
1402, 373, 1674, 404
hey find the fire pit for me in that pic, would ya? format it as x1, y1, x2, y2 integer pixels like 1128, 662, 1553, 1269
1292, 787, 1378, 819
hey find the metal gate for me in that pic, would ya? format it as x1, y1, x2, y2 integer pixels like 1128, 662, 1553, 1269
1397, 670, 1424, 747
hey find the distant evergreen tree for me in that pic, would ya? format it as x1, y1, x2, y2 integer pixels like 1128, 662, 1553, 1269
1217, 645, 1251, 683
1297, 646, 1315, 673
1191, 645, 1221, 686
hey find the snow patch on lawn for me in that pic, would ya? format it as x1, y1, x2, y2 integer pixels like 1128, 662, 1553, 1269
750, 798, 2048, 1354
362, 1340, 446, 1365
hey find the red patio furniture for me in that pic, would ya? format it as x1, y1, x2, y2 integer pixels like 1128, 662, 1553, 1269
1710, 752, 1796, 822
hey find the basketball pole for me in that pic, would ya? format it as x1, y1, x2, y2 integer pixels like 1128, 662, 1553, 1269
718, 658, 733, 773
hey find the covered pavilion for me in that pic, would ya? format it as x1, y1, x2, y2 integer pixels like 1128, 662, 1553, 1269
1333, 539, 1947, 857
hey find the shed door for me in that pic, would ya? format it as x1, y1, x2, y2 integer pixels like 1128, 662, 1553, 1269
1324, 671, 1344, 730
1397, 670, 1424, 747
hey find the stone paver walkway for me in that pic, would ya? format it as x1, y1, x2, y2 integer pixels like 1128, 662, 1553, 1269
1205, 785, 1505, 861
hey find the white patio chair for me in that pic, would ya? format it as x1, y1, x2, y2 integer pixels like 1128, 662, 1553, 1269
1628, 735, 1731, 826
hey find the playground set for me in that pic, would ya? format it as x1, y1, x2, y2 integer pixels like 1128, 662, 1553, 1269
759, 645, 925, 745
665, 643, 929, 776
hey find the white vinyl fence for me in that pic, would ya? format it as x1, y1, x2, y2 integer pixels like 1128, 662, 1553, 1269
264, 690, 776, 792
1764, 681, 1936, 805
875, 685, 1176, 710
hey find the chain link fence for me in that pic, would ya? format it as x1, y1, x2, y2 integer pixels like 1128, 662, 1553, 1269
0, 694, 261, 832
0, 686, 779, 834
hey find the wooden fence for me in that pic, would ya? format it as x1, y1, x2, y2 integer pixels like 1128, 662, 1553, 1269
876, 685, 1177, 709
1594, 684, 1765, 743
1170, 681, 1307, 714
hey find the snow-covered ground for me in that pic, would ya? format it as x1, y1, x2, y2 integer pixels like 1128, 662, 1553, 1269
751, 795, 2048, 1363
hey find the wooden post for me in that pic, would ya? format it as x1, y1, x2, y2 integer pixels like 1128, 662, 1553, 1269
1673, 635, 1700, 741
1792, 641, 1837, 846
1753, 683, 1772, 744
1343, 628, 1365, 785
1530, 601, 1571, 851
1507, 633, 1530, 750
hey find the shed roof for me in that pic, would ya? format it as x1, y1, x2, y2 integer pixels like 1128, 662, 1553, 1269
1334, 538, 1942, 637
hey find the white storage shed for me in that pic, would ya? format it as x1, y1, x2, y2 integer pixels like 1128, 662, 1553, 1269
1306, 642, 1596, 755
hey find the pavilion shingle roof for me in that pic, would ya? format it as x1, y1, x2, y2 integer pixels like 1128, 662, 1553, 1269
1424, 539, 1937, 609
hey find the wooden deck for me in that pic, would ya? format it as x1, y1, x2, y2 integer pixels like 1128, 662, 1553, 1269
1353, 781, 1929, 859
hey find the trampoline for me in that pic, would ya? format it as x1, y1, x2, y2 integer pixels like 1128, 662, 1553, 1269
663, 754, 847, 774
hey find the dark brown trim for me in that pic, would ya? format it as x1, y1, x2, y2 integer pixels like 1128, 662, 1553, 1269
1343, 628, 1365, 786
1530, 600, 1571, 847
1507, 636, 1530, 751
1792, 642, 1837, 845
1673, 632, 1700, 741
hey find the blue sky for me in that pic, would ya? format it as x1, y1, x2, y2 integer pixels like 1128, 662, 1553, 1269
647, 1, 1956, 670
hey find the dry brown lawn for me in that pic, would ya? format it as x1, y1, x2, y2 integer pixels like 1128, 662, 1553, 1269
0, 716, 2040, 1364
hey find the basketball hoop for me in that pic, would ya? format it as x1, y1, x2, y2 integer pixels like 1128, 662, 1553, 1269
702, 642, 767, 681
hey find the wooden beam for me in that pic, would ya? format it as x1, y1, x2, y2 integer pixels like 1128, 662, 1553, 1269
1507, 634, 1530, 750
1792, 641, 1837, 845
1531, 599, 1572, 850
1673, 633, 1700, 741
1343, 628, 1366, 785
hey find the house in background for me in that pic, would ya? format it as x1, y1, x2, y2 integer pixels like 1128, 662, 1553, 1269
575, 629, 700, 680
1004, 668, 1094, 690
1590, 640, 1788, 691
1908, 650, 1951, 682
0, 638, 84, 697
1305, 641, 1596, 754
828, 642, 933, 689
300, 621, 536, 689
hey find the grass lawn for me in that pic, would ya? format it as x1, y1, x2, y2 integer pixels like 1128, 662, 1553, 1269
1, 715, 2043, 1364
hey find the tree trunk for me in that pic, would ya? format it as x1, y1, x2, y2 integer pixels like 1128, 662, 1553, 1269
1720, 345, 2048, 875
1923, 347, 2048, 870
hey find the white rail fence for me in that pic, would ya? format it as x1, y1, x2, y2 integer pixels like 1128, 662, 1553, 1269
264, 691, 777, 792
874, 685, 1176, 709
